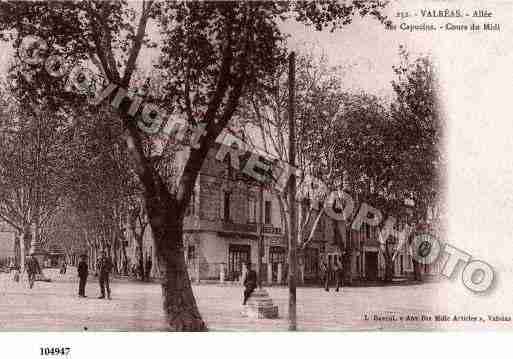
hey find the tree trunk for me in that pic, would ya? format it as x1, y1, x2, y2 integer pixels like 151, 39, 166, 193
121, 243, 128, 275
110, 240, 118, 275
151, 234, 161, 279
14, 233, 20, 267
19, 231, 25, 273
136, 235, 145, 281
20, 224, 31, 272
153, 214, 206, 331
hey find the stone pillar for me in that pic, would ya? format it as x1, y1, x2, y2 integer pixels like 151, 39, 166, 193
241, 288, 279, 319
220, 263, 225, 283
267, 262, 272, 284
277, 263, 283, 284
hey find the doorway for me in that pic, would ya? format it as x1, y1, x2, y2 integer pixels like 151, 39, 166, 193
228, 244, 250, 281
365, 252, 378, 281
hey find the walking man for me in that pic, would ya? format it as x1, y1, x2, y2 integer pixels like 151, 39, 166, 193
321, 257, 331, 292
60, 261, 67, 275
145, 257, 152, 282
78, 254, 89, 297
97, 251, 113, 300
26, 254, 40, 289
242, 262, 257, 305
335, 258, 344, 292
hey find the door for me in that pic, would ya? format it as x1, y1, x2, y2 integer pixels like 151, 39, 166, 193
365, 252, 378, 281
269, 246, 286, 282
228, 244, 251, 281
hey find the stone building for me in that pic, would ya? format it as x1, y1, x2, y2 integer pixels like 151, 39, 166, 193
181, 145, 289, 283
124, 145, 420, 284
0, 221, 16, 267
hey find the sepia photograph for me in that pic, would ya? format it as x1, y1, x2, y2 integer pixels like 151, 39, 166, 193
0, 1, 511, 348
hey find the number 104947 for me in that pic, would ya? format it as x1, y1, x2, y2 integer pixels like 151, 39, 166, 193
40, 347, 71, 356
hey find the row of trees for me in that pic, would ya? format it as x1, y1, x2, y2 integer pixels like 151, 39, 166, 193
0, 0, 444, 331
241, 45, 444, 284
0, 86, 159, 277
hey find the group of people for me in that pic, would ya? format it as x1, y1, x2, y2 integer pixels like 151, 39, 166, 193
8, 251, 114, 300
77, 251, 113, 299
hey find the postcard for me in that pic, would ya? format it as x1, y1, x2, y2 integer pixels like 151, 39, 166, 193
0, 1, 512, 345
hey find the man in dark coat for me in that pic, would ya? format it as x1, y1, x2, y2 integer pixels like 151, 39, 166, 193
321, 258, 331, 292
77, 255, 89, 297
335, 258, 344, 292
242, 262, 257, 305
97, 251, 113, 300
60, 261, 67, 275
26, 254, 41, 289
145, 257, 152, 282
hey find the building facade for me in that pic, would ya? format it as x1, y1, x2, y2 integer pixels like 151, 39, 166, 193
124, 147, 425, 284
0, 220, 16, 268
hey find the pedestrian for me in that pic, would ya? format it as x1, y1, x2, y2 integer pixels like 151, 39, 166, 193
26, 254, 40, 289
77, 254, 89, 297
60, 261, 67, 275
97, 251, 113, 300
131, 263, 138, 279
319, 259, 326, 286
242, 262, 257, 305
137, 261, 143, 280
145, 257, 152, 282
320, 257, 331, 291
335, 258, 344, 292
13, 262, 20, 283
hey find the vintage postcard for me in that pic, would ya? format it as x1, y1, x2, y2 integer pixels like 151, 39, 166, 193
0, 0, 512, 340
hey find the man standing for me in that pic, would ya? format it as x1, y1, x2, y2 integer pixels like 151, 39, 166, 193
335, 258, 344, 292
77, 254, 89, 297
60, 261, 67, 275
321, 257, 331, 292
97, 251, 113, 300
26, 254, 40, 289
242, 262, 257, 305
145, 257, 152, 282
